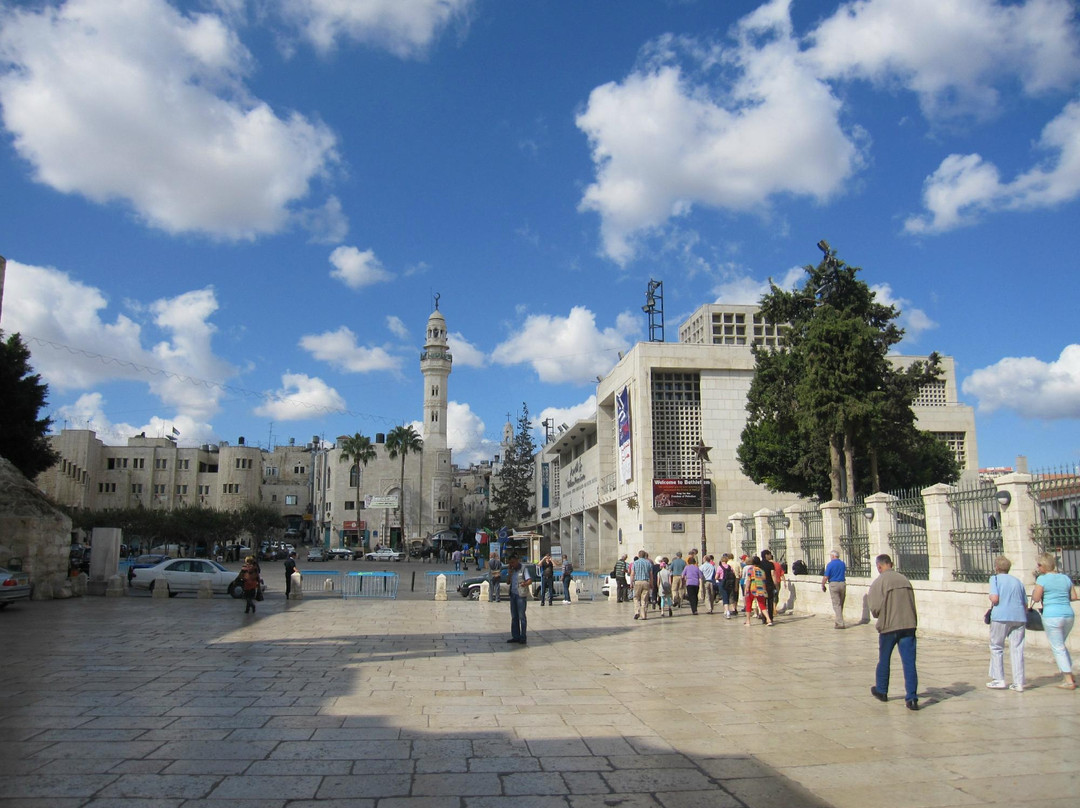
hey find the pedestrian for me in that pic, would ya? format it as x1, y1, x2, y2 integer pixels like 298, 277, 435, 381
743, 556, 773, 626
1030, 553, 1077, 690
700, 554, 717, 614
488, 553, 502, 602
759, 550, 778, 623
868, 554, 919, 710
539, 554, 555, 606
613, 553, 629, 603
452, 548, 462, 572
986, 555, 1027, 692
821, 549, 847, 629
240, 555, 261, 614
683, 555, 702, 615
669, 551, 687, 608
718, 554, 738, 618
506, 554, 532, 645
657, 559, 673, 617
284, 551, 298, 599
630, 550, 653, 620
561, 556, 574, 603
764, 549, 785, 616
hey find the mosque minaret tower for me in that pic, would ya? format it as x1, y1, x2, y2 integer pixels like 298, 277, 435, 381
420, 295, 453, 537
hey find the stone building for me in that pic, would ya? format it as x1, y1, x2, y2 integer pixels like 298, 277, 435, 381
1, 457, 72, 599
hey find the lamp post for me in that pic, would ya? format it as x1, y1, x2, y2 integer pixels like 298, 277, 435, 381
693, 439, 712, 556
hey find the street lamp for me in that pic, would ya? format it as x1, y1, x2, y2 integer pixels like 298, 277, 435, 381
693, 439, 712, 556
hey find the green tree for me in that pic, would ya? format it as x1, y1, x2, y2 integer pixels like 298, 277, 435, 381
385, 424, 423, 540
738, 241, 959, 501
489, 403, 537, 530
338, 433, 376, 545
0, 331, 60, 479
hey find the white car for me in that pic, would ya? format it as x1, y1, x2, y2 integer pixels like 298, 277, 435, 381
364, 548, 404, 562
129, 558, 241, 597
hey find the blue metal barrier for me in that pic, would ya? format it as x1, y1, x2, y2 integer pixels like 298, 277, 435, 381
426, 571, 464, 593
298, 569, 342, 595
343, 571, 398, 599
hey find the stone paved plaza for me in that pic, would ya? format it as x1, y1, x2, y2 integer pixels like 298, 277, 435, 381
1, 583, 1077, 808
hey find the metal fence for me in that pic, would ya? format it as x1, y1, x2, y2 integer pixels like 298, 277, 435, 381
425, 571, 464, 594
343, 571, 399, 599
838, 500, 872, 578
885, 488, 929, 581
1029, 466, 1080, 583
740, 516, 757, 558
947, 483, 1003, 582
799, 508, 825, 574
298, 569, 344, 595
767, 512, 789, 565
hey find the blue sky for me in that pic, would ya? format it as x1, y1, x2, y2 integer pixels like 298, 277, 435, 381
1, 0, 1078, 472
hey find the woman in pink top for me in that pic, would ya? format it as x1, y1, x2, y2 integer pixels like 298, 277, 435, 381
683, 557, 703, 615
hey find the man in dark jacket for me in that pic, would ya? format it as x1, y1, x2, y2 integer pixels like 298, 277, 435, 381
284, 552, 298, 599
867, 554, 919, 710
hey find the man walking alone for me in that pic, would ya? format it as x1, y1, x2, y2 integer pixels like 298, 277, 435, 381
822, 550, 847, 629
630, 551, 653, 620
868, 554, 919, 710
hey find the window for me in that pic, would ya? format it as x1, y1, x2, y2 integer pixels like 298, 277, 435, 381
177, 459, 190, 470
294, 464, 307, 475
651, 371, 702, 478
155, 458, 168, 470
133, 457, 145, 469
285, 495, 298, 506
235, 458, 253, 469
175, 485, 188, 495
153, 484, 166, 495
915, 379, 948, 407
265, 466, 279, 477
345, 501, 355, 511
131, 483, 143, 494
933, 431, 968, 470
98, 482, 116, 493
198, 484, 210, 496
222, 483, 240, 494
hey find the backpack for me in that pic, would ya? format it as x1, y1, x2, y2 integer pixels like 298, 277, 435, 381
720, 563, 737, 591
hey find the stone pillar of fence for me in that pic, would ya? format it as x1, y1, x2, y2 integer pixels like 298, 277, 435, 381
784, 504, 806, 568
820, 500, 844, 568
922, 483, 956, 583
865, 492, 896, 566
996, 473, 1039, 584
753, 509, 772, 557
727, 512, 746, 559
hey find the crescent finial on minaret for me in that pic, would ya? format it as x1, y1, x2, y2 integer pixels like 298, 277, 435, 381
433, 292, 440, 310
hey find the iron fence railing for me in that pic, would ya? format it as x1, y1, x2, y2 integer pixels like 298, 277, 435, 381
1029, 466, 1080, 583
947, 483, 1003, 582
740, 516, 757, 558
885, 488, 929, 581
839, 500, 871, 578
767, 512, 788, 565
799, 508, 825, 574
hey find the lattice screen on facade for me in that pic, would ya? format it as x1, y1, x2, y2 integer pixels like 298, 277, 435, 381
651, 371, 702, 478
914, 379, 947, 406
751, 313, 788, 347
711, 312, 747, 345
934, 431, 967, 470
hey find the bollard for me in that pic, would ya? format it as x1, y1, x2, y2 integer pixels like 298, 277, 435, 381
291, 571, 305, 599
479, 580, 490, 602
569, 580, 580, 603
151, 578, 170, 599
106, 574, 126, 598
323, 576, 334, 592
434, 573, 447, 601
411, 570, 416, 592
197, 579, 214, 599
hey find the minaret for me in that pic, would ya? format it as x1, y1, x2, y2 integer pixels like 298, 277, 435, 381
420, 295, 453, 537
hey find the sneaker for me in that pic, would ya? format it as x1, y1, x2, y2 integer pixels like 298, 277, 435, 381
986, 680, 1007, 689
1008, 683, 1024, 692
870, 686, 888, 702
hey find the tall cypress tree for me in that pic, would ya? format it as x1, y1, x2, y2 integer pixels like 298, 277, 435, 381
0, 331, 60, 479
489, 403, 537, 530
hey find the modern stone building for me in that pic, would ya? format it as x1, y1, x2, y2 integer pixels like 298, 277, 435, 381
534, 303, 979, 573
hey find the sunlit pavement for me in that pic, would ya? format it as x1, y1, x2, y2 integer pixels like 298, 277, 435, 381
1, 588, 1077, 808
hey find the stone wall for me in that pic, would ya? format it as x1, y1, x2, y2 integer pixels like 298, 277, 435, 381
0, 457, 74, 599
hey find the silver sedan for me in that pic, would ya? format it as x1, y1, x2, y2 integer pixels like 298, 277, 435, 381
129, 558, 241, 597
0, 567, 32, 608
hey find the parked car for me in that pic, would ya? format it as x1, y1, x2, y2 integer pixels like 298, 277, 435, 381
306, 547, 327, 562
364, 548, 404, 562
457, 564, 540, 600
129, 558, 241, 597
127, 553, 172, 585
326, 548, 354, 560
0, 567, 31, 608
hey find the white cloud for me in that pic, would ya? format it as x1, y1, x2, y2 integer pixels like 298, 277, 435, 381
329, 245, 394, 289
808, 0, 1080, 119
254, 373, 346, 420
0, 0, 338, 239
277, 0, 473, 57
711, 265, 804, 305
299, 326, 402, 373
906, 100, 1080, 233
386, 316, 410, 339
54, 393, 216, 449
962, 345, 1080, 419
490, 307, 639, 385
538, 396, 598, 433
576, 2, 862, 264
297, 195, 349, 244
446, 400, 495, 465
447, 331, 486, 368
870, 283, 937, 342
4, 260, 234, 422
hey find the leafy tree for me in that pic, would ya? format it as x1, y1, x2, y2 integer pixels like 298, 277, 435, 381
0, 331, 60, 479
738, 241, 959, 501
338, 433, 376, 543
385, 424, 423, 539
489, 403, 537, 530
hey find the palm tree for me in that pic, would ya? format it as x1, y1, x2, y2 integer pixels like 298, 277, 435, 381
385, 424, 423, 545
338, 433, 376, 549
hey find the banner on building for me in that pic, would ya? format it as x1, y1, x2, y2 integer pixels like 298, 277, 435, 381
365, 495, 399, 509
617, 386, 633, 483
652, 479, 713, 509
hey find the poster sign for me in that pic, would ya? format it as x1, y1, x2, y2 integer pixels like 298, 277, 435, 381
652, 479, 713, 509
365, 495, 399, 509
617, 386, 633, 483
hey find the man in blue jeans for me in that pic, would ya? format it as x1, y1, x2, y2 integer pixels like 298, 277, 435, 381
506, 555, 532, 645
867, 554, 919, 710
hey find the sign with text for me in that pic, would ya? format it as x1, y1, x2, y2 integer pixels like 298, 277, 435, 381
365, 495, 399, 509
652, 479, 713, 509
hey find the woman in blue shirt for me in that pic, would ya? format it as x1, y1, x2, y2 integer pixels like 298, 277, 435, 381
1031, 553, 1078, 690
986, 556, 1027, 691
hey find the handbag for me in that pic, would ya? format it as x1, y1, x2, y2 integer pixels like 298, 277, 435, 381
983, 608, 992, 625
1026, 607, 1043, 631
